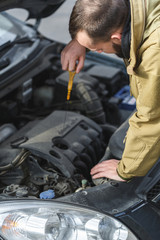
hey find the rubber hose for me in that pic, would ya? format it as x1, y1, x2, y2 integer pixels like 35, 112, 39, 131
75, 82, 106, 124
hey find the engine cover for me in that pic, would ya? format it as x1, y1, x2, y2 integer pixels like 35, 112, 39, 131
16, 110, 106, 179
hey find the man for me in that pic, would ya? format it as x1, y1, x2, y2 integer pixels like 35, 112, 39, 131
61, 0, 160, 182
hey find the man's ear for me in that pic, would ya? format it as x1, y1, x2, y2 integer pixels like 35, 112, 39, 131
111, 32, 122, 44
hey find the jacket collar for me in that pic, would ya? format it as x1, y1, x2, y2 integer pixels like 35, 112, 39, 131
127, 0, 145, 74
121, 1, 131, 60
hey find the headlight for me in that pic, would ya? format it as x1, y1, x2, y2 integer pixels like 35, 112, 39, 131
0, 200, 138, 240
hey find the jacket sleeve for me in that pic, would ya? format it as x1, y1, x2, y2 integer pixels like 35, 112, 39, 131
117, 29, 160, 180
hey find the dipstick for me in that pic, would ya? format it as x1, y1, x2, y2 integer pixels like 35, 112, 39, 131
67, 70, 76, 100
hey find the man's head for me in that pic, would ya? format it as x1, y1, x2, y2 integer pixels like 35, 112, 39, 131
69, 0, 129, 57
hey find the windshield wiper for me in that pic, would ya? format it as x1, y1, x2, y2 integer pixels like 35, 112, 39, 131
0, 58, 10, 70
0, 36, 36, 70
0, 35, 35, 52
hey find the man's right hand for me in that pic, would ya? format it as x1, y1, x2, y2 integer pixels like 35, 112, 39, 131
61, 39, 86, 73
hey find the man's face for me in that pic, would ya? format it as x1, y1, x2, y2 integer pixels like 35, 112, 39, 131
76, 30, 123, 58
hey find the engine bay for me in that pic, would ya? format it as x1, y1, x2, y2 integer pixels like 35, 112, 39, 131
0, 12, 136, 200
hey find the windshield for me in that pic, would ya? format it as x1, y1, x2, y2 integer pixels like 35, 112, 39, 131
0, 13, 19, 46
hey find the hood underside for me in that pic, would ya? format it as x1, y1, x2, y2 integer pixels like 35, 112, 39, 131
0, 0, 65, 18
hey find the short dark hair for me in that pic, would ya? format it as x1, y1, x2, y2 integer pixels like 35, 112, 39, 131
69, 0, 129, 42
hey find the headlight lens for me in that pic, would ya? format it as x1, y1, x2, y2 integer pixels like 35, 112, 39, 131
0, 200, 138, 240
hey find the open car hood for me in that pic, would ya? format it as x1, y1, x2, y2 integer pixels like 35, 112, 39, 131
0, 0, 66, 18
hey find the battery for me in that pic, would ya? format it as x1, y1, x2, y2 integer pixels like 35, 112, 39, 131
114, 85, 136, 111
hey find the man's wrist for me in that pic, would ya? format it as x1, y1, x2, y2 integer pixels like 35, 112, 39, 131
116, 169, 132, 182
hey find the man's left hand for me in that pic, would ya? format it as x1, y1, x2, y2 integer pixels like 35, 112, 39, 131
90, 159, 126, 182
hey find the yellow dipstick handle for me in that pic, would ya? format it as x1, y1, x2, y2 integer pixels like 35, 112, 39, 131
67, 70, 76, 100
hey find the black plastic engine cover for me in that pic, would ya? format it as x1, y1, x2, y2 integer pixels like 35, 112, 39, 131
18, 110, 106, 178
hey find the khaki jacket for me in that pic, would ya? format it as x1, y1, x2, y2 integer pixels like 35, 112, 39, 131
117, 0, 160, 179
